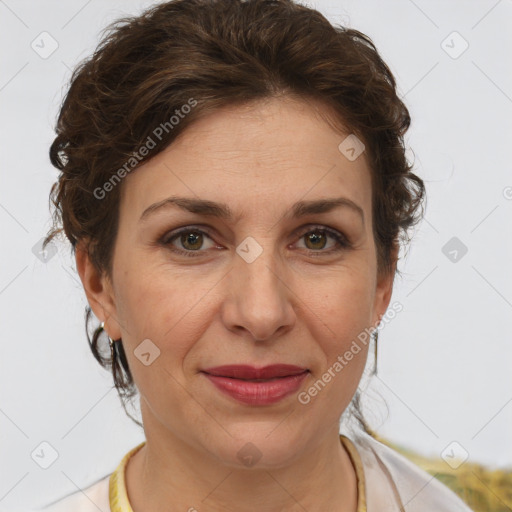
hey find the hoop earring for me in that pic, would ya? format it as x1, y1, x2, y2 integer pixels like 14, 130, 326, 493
100, 321, 119, 361
373, 329, 379, 376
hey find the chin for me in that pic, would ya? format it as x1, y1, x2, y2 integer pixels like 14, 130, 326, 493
207, 425, 307, 470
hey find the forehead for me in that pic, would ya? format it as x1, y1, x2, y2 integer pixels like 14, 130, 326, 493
119, 97, 372, 223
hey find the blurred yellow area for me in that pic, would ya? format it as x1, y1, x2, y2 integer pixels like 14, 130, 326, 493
377, 435, 512, 512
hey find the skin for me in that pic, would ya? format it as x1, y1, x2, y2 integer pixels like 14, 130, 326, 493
76, 96, 397, 512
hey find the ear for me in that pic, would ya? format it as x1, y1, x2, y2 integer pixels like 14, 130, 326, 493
75, 240, 122, 340
372, 243, 399, 328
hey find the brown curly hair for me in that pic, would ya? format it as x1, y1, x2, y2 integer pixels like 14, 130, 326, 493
44, 0, 425, 431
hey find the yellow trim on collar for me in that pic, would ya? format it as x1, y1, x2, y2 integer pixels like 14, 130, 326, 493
109, 436, 366, 512
109, 442, 144, 512
340, 434, 367, 512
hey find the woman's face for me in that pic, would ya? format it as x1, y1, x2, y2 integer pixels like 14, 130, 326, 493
80, 97, 395, 467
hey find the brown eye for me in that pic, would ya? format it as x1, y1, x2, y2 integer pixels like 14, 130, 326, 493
304, 231, 328, 250
160, 225, 351, 259
162, 227, 217, 257
180, 231, 204, 251
296, 227, 350, 254
299, 226, 352, 257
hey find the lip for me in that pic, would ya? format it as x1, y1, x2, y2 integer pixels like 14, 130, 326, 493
201, 364, 309, 405
202, 364, 308, 379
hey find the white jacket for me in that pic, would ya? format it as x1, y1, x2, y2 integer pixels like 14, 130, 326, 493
36, 432, 473, 511
353, 431, 473, 511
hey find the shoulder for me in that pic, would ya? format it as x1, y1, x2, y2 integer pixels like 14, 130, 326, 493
351, 432, 474, 512
36, 474, 110, 512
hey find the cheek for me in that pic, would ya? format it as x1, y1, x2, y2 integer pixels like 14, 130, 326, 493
306, 277, 372, 406
114, 261, 212, 365
307, 267, 374, 344
112, 265, 214, 428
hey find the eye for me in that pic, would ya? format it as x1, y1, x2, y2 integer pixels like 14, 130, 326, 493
294, 226, 351, 256
159, 224, 351, 258
161, 226, 217, 257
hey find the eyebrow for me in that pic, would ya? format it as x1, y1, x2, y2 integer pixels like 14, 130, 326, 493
139, 196, 365, 224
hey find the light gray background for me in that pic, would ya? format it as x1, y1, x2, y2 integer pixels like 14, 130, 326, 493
1, 0, 511, 510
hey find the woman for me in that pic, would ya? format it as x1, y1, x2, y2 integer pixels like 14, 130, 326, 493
39, 0, 473, 510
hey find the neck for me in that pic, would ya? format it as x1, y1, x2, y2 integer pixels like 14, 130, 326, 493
125, 411, 357, 512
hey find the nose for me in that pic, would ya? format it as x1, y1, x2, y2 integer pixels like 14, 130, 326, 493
221, 242, 296, 342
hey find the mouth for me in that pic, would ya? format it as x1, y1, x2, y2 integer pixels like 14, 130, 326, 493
200, 365, 310, 405
201, 364, 309, 380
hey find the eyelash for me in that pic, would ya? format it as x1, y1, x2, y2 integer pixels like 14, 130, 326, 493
158, 225, 352, 258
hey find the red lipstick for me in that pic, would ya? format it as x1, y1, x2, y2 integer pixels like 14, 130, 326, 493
201, 364, 309, 405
